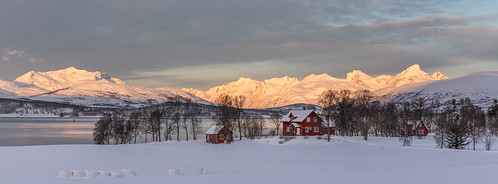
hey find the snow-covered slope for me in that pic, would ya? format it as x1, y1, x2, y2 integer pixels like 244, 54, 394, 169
377, 70, 498, 108
184, 64, 447, 108
0, 67, 203, 108
14, 67, 124, 91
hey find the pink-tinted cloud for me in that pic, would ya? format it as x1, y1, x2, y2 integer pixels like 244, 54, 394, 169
1, 48, 44, 63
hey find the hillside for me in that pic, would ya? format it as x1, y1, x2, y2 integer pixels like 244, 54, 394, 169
377, 70, 498, 108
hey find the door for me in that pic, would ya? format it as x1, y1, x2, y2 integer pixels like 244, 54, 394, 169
296, 128, 301, 135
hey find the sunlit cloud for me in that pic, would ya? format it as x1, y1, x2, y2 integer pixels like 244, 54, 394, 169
1, 48, 44, 63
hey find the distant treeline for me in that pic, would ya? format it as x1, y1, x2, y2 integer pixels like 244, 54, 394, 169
318, 90, 498, 150
93, 90, 498, 151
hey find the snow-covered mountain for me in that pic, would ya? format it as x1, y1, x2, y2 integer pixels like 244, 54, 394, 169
0, 67, 204, 108
184, 64, 448, 108
1, 65, 494, 110
377, 70, 498, 108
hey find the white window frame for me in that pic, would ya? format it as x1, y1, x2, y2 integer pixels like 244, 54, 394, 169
220, 134, 224, 140
286, 127, 290, 132
313, 117, 317, 122
418, 129, 424, 135
305, 127, 309, 132
314, 127, 319, 132
307, 117, 311, 122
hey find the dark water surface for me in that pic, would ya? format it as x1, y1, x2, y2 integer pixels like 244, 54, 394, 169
0, 117, 97, 146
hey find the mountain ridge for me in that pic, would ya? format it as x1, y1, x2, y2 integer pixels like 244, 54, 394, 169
183, 64, 450, 108
0, 67, 205, 108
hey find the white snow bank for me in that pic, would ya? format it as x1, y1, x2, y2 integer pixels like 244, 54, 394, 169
1, 137, 498, 184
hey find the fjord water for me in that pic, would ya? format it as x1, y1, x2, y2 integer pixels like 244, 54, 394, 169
0, 117, 97, 146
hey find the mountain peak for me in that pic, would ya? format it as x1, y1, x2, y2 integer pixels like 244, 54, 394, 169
236, 77, 254, 82
13, 67, 125, 91
403, 64, 422, 73
431, 71, 448, 80
346, 70, 373, 85
303, 73, 335, 81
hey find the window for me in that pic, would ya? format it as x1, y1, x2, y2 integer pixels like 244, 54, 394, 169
314, 127, 319, 132
307, 117, 311, 122
418, 129, 424, 135
305, 127, 309, 132
313, 117, 317, 122
286, 127, 290, 132
220, 134, 224, 140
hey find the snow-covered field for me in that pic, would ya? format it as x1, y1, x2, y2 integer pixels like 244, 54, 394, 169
1, 136, 497, 184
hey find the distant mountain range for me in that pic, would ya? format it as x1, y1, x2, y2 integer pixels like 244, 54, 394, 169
184, 64, 458, 108
0, 65, 496, 109
0, 67, 204, 108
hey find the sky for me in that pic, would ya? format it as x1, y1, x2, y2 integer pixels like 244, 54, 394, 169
0, 0, 497, 90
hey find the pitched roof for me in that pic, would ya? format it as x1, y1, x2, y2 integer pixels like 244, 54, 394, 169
408, 120, 424, 130
206, 125, 224, 134
289, 123, 301, 127
280, 110, 314, 122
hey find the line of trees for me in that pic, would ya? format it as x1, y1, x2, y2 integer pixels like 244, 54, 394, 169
93, 96, 203, 145
318, 89, 498, 150
212, 94, 272, 141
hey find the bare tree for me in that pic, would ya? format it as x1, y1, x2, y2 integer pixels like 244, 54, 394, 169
243, 116, 262, 139
461, 98, 486, 150
212, 94, 236, 143
163, 103, 177, 141
93, 113, 112, 144
319, 90, 339, 142
110, 110, 127, 144
128, 111, 142, 144
139, 108, 152, 143
270, 112, 283, 136
484, 100, 498, 151
379, 102, 398, 137
188, 103, 203, 141
399, 102, 413, 147
483, 133, 496, 151
354, 90, 374, 140
233, 95, 246, 140
181, 99, 192, 141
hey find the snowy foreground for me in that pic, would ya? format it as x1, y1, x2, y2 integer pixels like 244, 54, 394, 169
1, 136, 498, 184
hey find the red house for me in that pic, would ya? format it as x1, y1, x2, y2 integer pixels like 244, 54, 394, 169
281, 110, 335, 136
412, 121, 429, 136
206, 125, 233, 144
400, 120, 429, 137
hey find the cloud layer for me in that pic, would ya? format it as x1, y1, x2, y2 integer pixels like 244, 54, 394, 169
0, 0, 497, 89
1, 49, 44, 63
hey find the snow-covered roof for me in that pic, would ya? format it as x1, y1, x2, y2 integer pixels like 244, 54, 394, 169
407, 120, 420, 125
280, 110, 314, 122
407, 120, 425, 130
206, 125, 224, 134
289, 123, 301, 127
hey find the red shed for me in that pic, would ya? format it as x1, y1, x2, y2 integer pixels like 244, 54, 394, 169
281, 110, 334, 136
413, 121, 428, 136
400, 120, 429, 137
206, 125, 233, 144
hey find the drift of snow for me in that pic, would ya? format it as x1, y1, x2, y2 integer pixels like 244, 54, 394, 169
1, 136, 498, 184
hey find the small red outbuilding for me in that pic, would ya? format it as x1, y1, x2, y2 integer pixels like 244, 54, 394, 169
413, 121, 429, 136
206, 125, 233, 144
